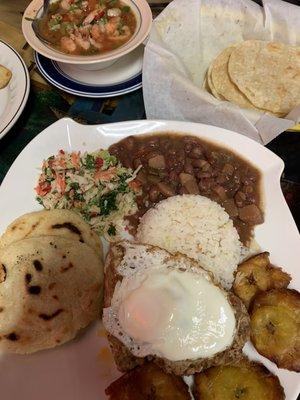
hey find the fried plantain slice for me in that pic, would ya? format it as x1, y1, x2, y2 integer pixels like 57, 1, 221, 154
105, 362, 191, 400
233, 252, 291, 309
270, 267, 291, 289
193, 359, 285, 400
250, 288, 300, 372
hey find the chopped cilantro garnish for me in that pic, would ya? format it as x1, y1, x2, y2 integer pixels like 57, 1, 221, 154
36, 197, 44, 205
83, 212, 91, 221
99, 191, 118, 215
107, 224, 116, 236
69, 3, 79, 11
117, 174, 130, 193
74, 192, 84, 201
122, 6, 130, 13
117, 23, 124, 34
118, 181, 128, 193
70, 182, 80, 190
85, 154, 95, 169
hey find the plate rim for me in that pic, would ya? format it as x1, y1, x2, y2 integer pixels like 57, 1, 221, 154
0, 40, 30, 140
1, 117, 285, 187
34, 52, 143, 98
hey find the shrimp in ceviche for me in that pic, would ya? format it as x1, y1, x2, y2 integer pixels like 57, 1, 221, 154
37, 0, 136, 55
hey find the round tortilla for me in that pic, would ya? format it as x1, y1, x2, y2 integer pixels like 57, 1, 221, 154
206, 63, 225, 100
228, 40, 300, 115
0, 209, 103, 259
211, 46, 258, 110
0, 236, 103, 354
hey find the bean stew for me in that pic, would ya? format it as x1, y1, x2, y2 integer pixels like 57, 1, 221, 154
109, 133, 263, 245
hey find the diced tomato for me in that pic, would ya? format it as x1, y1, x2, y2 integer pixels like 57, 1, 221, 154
62, 14, 71, 22
59, 149, 65, 155
35, 182, 51, 196
128, 180, 141, 192
94, 167, 116, 182
95, 157, 104, 169
95, 10, 105, 20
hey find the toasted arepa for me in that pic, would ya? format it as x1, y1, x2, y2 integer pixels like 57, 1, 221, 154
0, 209, 102, 259
0, 236, 103, 354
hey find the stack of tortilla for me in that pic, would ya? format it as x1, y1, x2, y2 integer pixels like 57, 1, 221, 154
0, 209, 103, 354
205, 40, 300, 117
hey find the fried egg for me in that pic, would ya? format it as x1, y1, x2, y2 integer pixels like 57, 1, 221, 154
103, 242, 236, 361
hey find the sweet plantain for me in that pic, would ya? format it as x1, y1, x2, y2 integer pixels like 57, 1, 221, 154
105, 362, 190, 400
233, 252, 291, 309
250, 288, 300, 372
193, 359, 285, 400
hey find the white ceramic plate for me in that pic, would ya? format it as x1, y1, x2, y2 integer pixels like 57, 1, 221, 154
0, 118, 299, 400
0, 41, 30, 140
34, 45, 143, 97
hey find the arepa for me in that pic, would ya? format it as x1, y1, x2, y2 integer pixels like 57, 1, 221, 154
0, 209, 103, 259
0, 236, 103, 354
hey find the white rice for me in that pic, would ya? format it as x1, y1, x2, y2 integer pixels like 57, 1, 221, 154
136, 195, 242, 289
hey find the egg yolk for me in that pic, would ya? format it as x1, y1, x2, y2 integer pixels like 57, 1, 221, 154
118, 284, 176, 343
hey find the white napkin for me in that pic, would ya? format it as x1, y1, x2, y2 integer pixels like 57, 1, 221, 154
143, 0, 300, 144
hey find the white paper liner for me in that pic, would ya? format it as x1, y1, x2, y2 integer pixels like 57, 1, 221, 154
143, 0, 300, 144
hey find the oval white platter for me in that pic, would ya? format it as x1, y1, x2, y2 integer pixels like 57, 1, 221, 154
0, 41, 30, 140
0, 118, 299, 400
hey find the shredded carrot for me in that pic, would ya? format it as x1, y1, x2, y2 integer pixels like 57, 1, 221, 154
71, 152, 80, 169
94, 167, 117, 182
35, 183, 51, 196
56, 173, 66, 193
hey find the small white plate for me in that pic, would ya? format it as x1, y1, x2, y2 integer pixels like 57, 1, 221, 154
0, 118, 299, 399
35, 45, 143, 97
0, 41, 30, 140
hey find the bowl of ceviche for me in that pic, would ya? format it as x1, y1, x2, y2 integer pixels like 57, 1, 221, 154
22, 0, 152, 69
